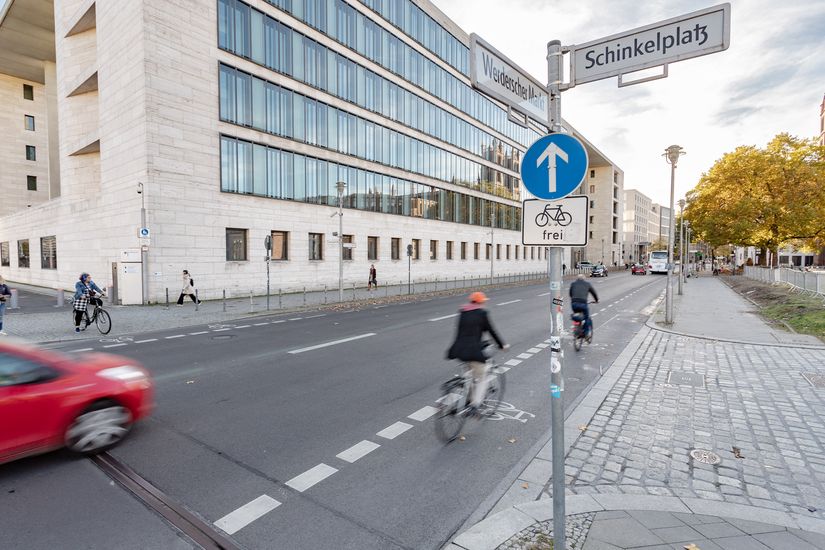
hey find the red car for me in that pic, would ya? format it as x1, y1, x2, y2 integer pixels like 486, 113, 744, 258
631, 263, 647, 275
0, 341, 153, 464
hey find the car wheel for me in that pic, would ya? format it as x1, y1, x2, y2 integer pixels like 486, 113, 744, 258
65, 400, 132, 455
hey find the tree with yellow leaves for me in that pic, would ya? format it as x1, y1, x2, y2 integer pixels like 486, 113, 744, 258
685, 134, 825, 265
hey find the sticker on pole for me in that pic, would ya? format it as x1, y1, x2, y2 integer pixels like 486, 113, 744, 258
521, 134, 588, 200
522, 197, 588, 246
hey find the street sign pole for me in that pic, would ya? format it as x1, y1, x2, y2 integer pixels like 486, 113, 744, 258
547, 39, 566, 550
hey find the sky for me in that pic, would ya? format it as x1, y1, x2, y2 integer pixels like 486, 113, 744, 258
436, 0, 825, 206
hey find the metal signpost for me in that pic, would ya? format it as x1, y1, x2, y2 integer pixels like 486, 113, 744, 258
264, 235, 271, 310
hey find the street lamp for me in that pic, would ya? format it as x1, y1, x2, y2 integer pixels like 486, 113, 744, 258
663, 145, 685, 324
335, 181, 346, 302
678, 199, 685, 295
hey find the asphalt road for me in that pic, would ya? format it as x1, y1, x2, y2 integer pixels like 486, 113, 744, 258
0, 271, 666, 549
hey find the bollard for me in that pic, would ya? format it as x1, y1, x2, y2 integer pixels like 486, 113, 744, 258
195, 289, 199, 311
303, 286, 306, 306
435, 277, 438, 291
278, 288, 282, 309
222, 289, 227, 312
106, 286, 114, 306
249, 292, 254, 313
352, 282, 356, 301
385, 281, 389, 297
324, 285, 327, 304
9, 288, 18, 309
56, 288, 65, 308
165, 288, 169, 310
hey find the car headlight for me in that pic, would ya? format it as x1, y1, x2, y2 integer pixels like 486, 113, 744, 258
97, 366, 148, 382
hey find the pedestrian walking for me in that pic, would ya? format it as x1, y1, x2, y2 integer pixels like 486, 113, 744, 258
368, 264, 377, 291
177, 269, 200, 305
562, 263, 567, 274
73, 273, 103, 332
0, 276, 11, 335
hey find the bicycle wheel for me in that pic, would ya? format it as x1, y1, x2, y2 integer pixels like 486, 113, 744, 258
95, 309, 112, 335
557, 211, 572, 226
435, 376, 469, 443
481, 366, 506, 418
573, 333, 583, 351
534, 211, 550, 227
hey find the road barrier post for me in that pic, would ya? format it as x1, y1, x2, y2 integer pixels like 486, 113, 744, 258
222, 289, 226, 312
195, 289, 199, 311
165, 288, 169, 310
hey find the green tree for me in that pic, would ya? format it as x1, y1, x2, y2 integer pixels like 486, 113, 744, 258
685, 134, 825, 265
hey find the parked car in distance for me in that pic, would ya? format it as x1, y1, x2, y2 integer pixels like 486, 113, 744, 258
590, 264, 608, 277
577, 261, 594, 270
0, 340, 153, 465
631, 263, 647, 275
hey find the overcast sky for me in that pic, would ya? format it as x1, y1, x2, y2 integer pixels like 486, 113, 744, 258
437, 0, 825, 206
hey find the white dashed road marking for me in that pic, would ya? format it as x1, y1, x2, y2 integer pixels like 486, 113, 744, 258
213, 328, 231, 332
288, 333, 376, 354
496, 299, 522, 306
527, 347, 541, 353
165, 335, 185, 339
253, 323, 269, 326
538, 292, 552, 297
436, 392, 463, 405
286, 464, 338, 493
271, 320, 286, 324
68, 348, 94, 353
336, 440, 381, 463
505, 359, 522, 367
408, 406, 439, 422
376, 421, 413, 440
235, 325, 250, 329
305, 314, 326, 319
288, 318, 303, 321
103, 343, 127, 348
429, 313, 458, 322
214, 495, 281, 535
497, 366, 511, 373
188, 332, 209, 336
536, 343, 549, 349
517, 353, 532, 360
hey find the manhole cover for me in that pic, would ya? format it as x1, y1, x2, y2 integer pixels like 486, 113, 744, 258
667, 371, 706, 388
690, 449, 721, 465
212, 334, 235, 340
801, 373, 825, 388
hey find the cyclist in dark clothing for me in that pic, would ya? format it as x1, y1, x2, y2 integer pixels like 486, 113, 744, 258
569, 274, 599, 336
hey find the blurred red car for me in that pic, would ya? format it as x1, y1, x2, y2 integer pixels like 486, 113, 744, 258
0, 341, 153, 464
631, 263, 647, 275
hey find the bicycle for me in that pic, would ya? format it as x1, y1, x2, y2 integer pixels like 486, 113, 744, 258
435, 356, 506, 443
84, 294, 112, 335
571, 301, 596, 352
534, 204, 572, 227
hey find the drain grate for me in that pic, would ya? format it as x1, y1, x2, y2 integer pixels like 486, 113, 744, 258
667, 371, 706, 388
690, 449, 721, 465
801, 373, 825, 388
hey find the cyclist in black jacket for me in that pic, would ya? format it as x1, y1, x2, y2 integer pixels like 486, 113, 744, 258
569, 274, 599, 336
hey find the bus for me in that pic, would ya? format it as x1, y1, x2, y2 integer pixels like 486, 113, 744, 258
648, 250, 669, 274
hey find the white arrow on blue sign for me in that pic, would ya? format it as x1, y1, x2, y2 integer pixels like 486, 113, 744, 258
521, 133, 589, 200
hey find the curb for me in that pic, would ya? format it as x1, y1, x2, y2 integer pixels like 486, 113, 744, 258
448, 495, 825, 550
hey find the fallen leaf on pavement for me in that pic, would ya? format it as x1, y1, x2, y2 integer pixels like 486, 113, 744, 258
578, 425, 588, 431
458, 435, 466, 442
186, 380, 195, 384
522, 483, 529, 489
683, 544, 701, 550
508, 437, 517, 443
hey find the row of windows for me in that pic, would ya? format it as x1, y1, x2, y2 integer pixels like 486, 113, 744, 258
356, 0, 468, 75
0, 238, 56, 270
219, 64, 519, 198
227, 228, 547, 263
217, 0, 539, 150
220, 135, 522, 230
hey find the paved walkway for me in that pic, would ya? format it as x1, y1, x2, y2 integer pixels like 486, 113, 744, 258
448, 276, 825, 549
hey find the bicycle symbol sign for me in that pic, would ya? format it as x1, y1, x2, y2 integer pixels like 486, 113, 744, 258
535, 204, 572, 227
521, 134, 589, 200
522, 197, 589, 246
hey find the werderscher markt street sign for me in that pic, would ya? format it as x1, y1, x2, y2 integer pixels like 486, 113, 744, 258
522, 197, 588, 246
521, 133, 588, 200
570, 3, 730, 87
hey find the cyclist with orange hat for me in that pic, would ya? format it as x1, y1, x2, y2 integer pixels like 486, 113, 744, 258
447, 291, 508, 413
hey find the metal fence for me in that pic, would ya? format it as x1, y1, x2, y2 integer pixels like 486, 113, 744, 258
744, 266, 825, 297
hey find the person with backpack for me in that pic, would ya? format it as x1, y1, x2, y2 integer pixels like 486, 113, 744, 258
177, 269, 200, 306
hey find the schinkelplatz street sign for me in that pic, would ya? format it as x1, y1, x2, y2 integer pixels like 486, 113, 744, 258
522, 197, 588, 246
521, 133, 588, 200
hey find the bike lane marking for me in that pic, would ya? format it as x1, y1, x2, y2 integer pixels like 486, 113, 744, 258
429, 313, 458, 322
408, 406, 439, 422
496, 299, 522, 306
165, 335, 186, 339
214, 495, 281, 535
336, 440, 381, 463
188, 331, 209, 336
285, 464, 338, 493
526, 347, 541, 353
287, 333, 376, 355
376, 421, 413, 440
517, 353, 532, 359
253, 322, 269, 326
103, 343, 127, 348
505, 359, 522, 367
68, 348, 94, 353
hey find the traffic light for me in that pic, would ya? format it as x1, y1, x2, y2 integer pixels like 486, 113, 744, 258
407, 244, 413, 257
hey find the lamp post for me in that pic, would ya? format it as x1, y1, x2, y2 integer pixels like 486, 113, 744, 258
686, 226, 692, 278
137, 182, 148, 305
663, 145, 685, 324
489, 207, 495, 284
336, 181, 346, 302
678, 199, 685, 295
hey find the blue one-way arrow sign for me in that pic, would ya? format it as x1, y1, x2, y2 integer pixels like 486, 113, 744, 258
521, 133, 589, 200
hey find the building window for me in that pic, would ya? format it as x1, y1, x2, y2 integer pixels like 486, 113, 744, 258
446, 241, 453, 260
309, 233, 324, 260
271, 230, 288, 260
17, 240, 30, 268
474, 242, 480, 260
23, 84, 33, 100
429, 240, 438, 260
589, 185, 595, 193
40, 236, 57, 269
0, 242, 9, 266
26, 175, 37, 191
225, 228, 248, 261
25, 145, 36, 161
590, 216, 594, 224
590, 200, 595, 209
589, 231, 593, 239
496, 244, 501, 260
506, 245, 511, 260
590, 169, 595, 178
515, 245, 520, 260
342, 235, 354, 260
461, 242, 467, 260
391, 237, 400, 260
367, 236, 378, 261
24, 115, 35, 131
485, 243, 491, 260
412, 238, 421, 260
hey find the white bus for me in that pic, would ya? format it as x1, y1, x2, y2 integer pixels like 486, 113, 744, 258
648, 250, 669, 274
